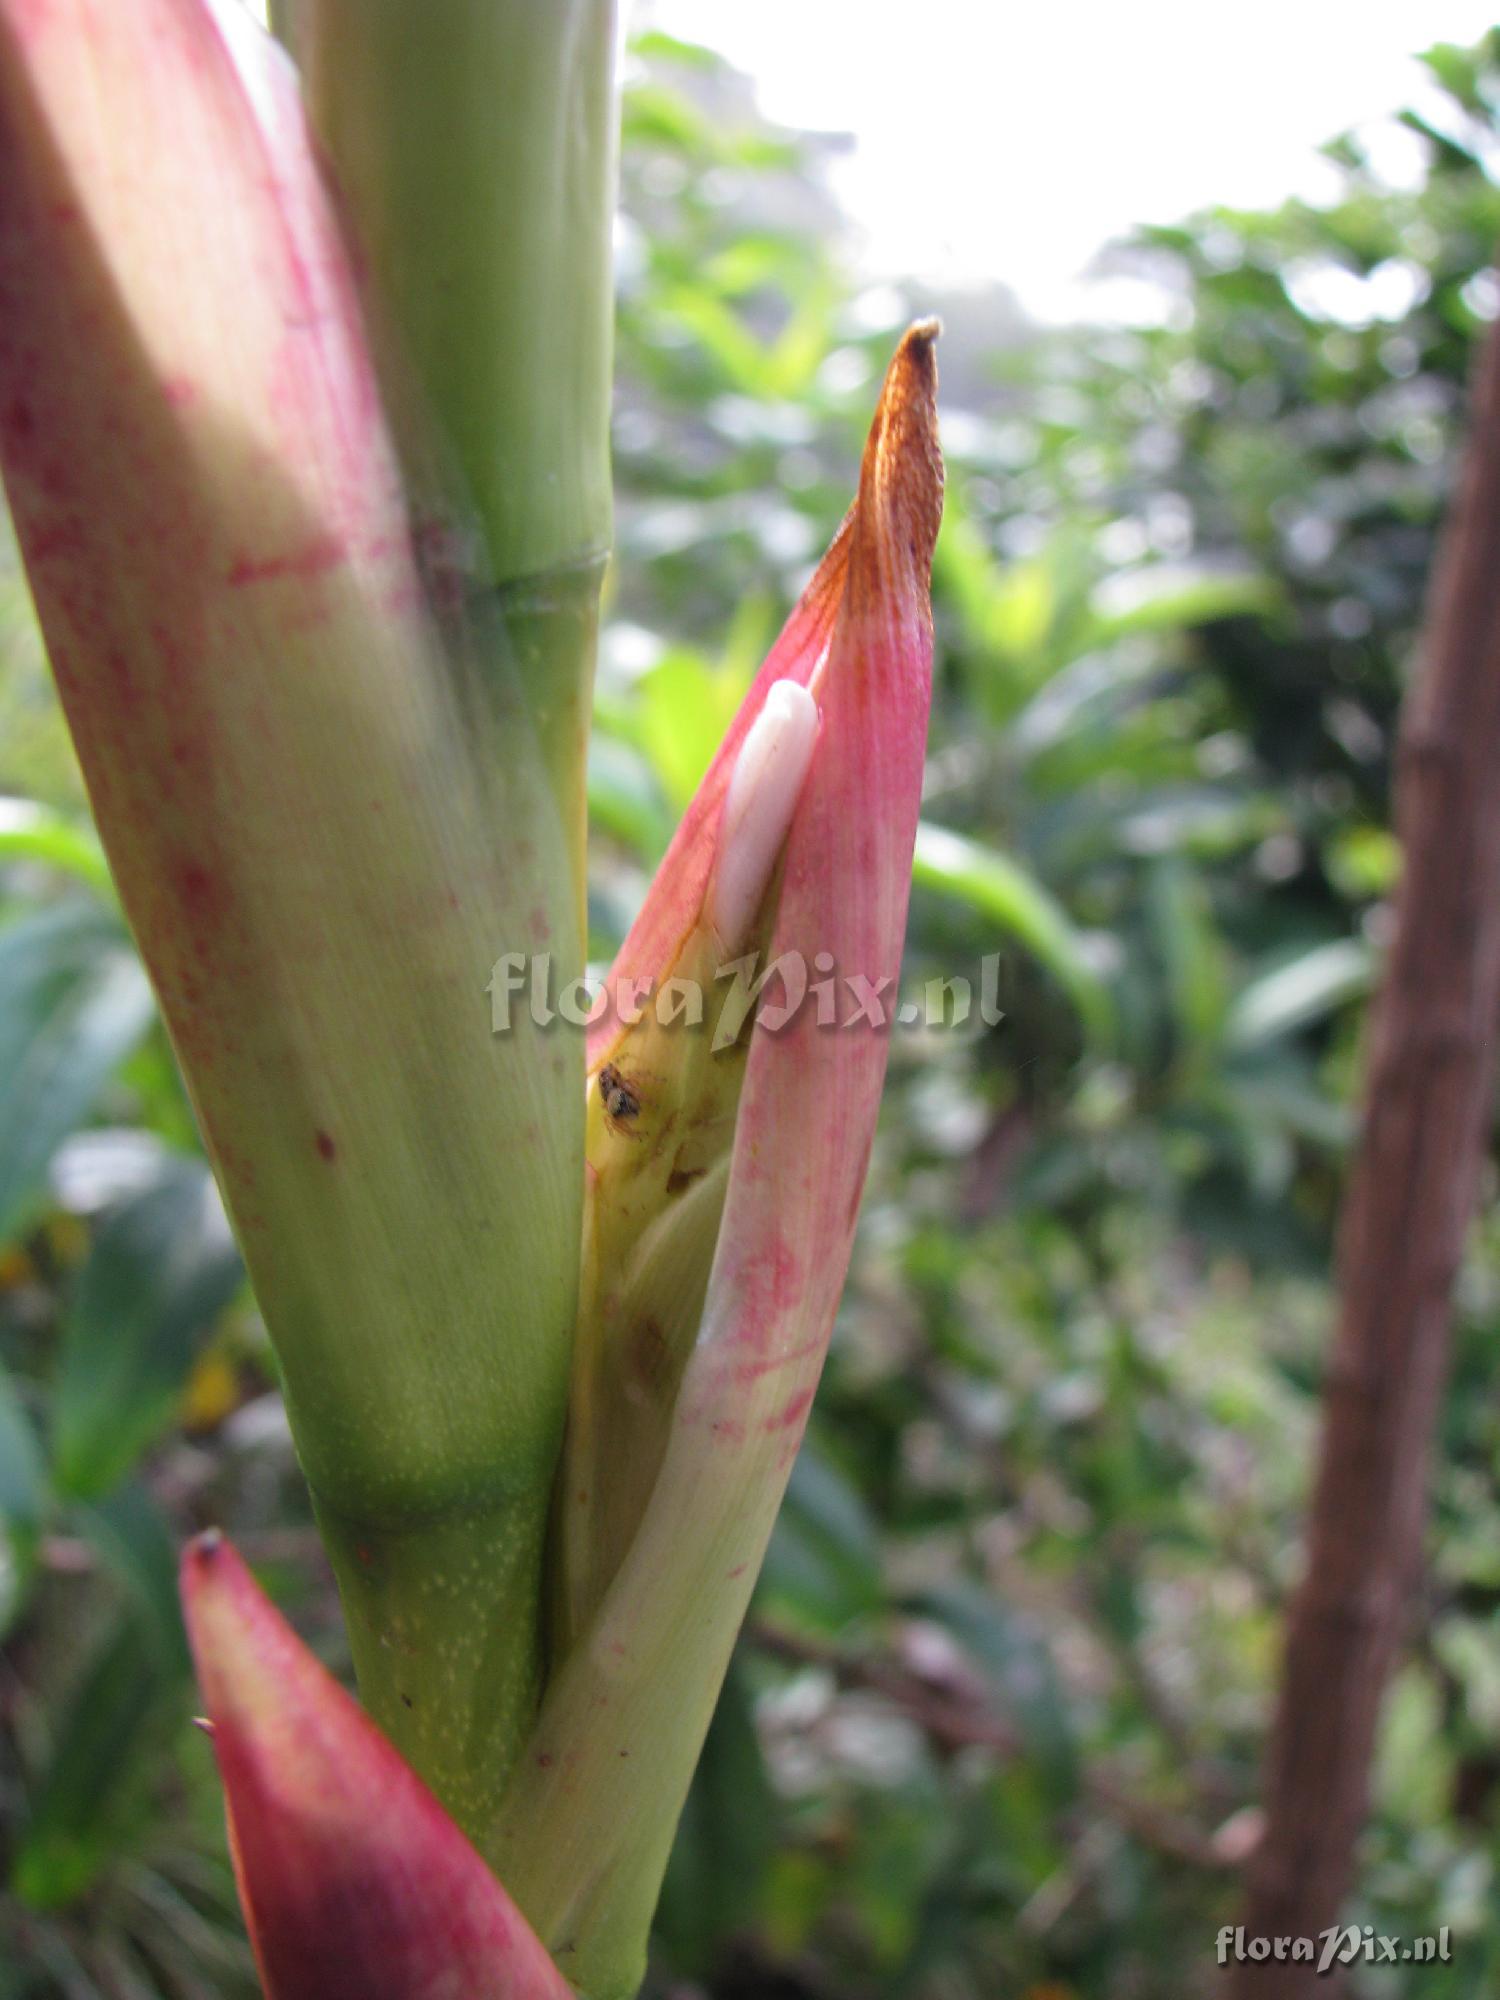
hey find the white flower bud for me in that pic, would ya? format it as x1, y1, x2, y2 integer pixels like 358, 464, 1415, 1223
708, 678, 819, 951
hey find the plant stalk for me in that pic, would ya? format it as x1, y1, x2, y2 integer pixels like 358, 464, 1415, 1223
267, 0, 619, 1818
276, 0, 617, 899
1231, 312, 1500, 1993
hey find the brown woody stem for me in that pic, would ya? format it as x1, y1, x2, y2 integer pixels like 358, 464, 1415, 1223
1231, 311, 1500, 1993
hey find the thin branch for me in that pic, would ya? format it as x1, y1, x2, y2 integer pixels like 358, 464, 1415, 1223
1231, 312, 1500, 1994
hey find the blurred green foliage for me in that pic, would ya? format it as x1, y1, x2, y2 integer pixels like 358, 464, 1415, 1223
4, 25, 1500, 2000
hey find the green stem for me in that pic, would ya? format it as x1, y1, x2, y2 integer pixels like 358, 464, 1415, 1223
278, 0, 616, 833
285, 0, 615, 580
477, 556, 609, 926
315, 1492, 552, 1845
269, 0, 618, 1817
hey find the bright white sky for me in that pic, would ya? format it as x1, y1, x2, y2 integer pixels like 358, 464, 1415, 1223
637, 0, 1499, 315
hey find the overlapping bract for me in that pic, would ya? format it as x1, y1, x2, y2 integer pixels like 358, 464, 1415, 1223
0, 0, 577, 1526
492, 324, 944, 1997
1, 0, 942, 1979
181, 1535, 572, 2000
172, 325, 941, 2000
0, 0, 580, 1834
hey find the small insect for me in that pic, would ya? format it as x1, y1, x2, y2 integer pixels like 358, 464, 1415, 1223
597, 1062, 643, 1134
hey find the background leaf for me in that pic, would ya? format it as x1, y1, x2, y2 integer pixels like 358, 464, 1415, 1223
51, 1157, 243, 1501
0, 904, 155, 1244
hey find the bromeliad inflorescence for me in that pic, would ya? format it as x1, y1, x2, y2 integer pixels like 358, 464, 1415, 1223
0, 0, 942, 1993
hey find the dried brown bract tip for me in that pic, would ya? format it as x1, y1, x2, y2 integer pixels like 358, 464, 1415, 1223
850, 319, 945, 606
